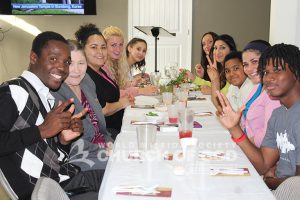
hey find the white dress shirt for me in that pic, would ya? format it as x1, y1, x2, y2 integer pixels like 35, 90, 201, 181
226, 78, 254, 111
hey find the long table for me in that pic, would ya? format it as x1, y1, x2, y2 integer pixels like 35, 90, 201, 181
98, 95, 276, 200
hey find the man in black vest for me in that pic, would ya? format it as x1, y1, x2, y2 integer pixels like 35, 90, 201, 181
0, 31, 103, 199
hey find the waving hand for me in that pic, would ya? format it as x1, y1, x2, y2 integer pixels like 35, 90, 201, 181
216, 91, 245, 129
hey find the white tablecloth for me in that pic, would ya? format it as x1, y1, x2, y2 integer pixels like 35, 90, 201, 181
98, 95, 276, 200
121, 96, 224, 134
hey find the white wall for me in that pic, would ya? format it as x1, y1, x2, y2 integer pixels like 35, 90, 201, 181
0, 0, 128, 83
269, 0, 300, 47
192, 0, 271, 68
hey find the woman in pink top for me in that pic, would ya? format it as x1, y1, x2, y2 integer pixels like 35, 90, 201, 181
241, 40, 281, 147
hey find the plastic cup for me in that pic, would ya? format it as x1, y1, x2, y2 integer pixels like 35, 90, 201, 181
136, 125, 157, 152
150, 72, 161, 87
167, 104, 178, 124
175, 101, 186, 111
162, 92, 173, 105
178, 108, 194, 139
180, 137, 198, 158
177, 88, 188, 102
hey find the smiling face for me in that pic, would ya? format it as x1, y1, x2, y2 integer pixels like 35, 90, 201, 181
30, 40, 70, 90
106, 35, 124, 60
224, 58, 247, 88
84, 34, 107, 69
263, 59, 297, 100
65, 50, 87, 87
242, 51, 261, 84
128, 41, 147, 63
213, 40, 231, 63
202, 34, 214, 55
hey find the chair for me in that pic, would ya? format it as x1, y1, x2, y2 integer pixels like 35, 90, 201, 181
31, 177, 70, 200
273, 176, 300, 200
0, 184, 10, 200
0, 169, 18, 200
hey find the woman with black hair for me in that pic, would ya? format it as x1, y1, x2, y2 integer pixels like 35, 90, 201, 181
75, 23, 134, 139
199, 31, 218, 81
241, 40, 280, 147
185, 32, 218, 94
126, 37, 149, 83
207, 34, 237, 110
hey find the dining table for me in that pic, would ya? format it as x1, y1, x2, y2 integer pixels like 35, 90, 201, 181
98, 93, 276, 200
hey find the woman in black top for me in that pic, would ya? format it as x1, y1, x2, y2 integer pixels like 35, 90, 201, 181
86, 67, 125, 134
75, 23, 134, 139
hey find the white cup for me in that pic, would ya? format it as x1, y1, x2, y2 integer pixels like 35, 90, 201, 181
180, 137, 198, 159
136, 125, 157, 152
167, 104, 178, 124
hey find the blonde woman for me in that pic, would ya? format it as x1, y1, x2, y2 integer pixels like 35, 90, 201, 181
103, 26, 157, 96
102, 26, 129, 88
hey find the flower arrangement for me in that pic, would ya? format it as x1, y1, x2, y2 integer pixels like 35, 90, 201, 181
167, 69, 191, 87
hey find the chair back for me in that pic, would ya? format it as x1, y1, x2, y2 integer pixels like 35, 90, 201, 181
273, 176, 300, 200
31, 177, 70, 200
0, 184, 10, 200
0, 169, 18, 200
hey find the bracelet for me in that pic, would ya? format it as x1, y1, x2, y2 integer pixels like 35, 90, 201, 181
231, 133, 246, 143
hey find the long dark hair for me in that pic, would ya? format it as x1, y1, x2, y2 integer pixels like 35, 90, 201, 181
200, 32, 218, 81
75, 23, 104, 48
210, 34, 237, 89
126, 37, 147, 70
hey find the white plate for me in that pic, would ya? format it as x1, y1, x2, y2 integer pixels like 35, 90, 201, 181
144, 112, 165, 122
135, 96, 159, 106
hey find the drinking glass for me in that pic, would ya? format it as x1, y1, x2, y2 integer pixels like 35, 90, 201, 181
164, 65, 171, 78
178, 108, 194, 139
170, 68, 178, 79
136, 125, 157, 152
175, 87, 189, 106
169, 62, 178, 79
140, 65, 146, 78
150, 72, 161, 86
162, 92, 173, 105
167, 104, 178, 124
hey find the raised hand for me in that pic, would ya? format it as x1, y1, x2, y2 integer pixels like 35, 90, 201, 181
216, 91, 244, 129
38, 99, 74, 139
59, 108, 88, 145
200, 85, 212, 94
206, 55, 220, 82
206, 54, 217, 70
195, 64, 204, 78
184, 69, 196, 81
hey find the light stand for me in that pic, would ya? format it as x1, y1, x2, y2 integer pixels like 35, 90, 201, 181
134, 26, 175, 72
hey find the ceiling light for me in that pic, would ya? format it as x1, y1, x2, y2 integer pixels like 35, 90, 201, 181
0, 15, 41, 36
